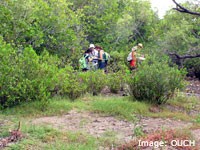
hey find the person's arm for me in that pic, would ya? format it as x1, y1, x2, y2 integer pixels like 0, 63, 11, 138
132, 51, 136, 60
99, 50, 103, 60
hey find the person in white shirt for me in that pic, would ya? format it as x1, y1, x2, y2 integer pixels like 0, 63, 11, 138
89, 44, 98, 70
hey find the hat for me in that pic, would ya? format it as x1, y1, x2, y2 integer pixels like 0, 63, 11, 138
138, 43, 143, 48
89, 44, 95, 48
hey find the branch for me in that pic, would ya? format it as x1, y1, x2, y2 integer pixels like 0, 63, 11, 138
168, 52, 200, 59
172, 0, 200, 16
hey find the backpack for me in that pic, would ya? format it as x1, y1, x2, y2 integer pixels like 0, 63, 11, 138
98, 50, 105, 61
104, 52, 110, 61
79, 55, 87, 69
127, 52, 132, 61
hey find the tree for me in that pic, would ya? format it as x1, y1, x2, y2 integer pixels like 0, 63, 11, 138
169, 0, 200, 59
69, 0, 158, 51
0, 0, 85, 56
148, 1, 200, 78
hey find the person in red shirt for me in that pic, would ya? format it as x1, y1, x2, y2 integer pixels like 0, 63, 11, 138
130, 43, 143, 70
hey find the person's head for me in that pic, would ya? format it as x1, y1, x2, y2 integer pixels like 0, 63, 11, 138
87, 47, 93, 52
85, 49, 91, 54
89, 44, 95, 50
95, 46, 102, 51
137, 43, 143, 49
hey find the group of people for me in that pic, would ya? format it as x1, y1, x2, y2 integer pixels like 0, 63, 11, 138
79, 43, 144, 72
79, 44, 110, 72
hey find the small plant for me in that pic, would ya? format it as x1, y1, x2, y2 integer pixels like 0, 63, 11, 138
195, 114, 200, 124
133, 126, 144, 137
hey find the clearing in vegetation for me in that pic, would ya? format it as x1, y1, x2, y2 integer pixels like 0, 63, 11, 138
0, 90, 200, 149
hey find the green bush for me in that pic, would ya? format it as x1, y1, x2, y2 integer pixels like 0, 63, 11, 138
128, 58, 187, 105
0, 38, 59, 109
55, 67, 88, 100
107, 73, 121, 93
0, 37, 105, 107
107, 71, 127, 94
107, 51, 128, 73
0, 0, 84, 56
81, 70, 107, 96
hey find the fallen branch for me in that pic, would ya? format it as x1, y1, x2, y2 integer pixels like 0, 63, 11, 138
172, 0, 200, 16
0, 122, 23, 148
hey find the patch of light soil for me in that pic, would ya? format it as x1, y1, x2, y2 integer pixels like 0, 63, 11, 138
137, 117, 192, 133
32, 110, 194, 143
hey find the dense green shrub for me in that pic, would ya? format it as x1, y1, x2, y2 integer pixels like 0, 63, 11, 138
0, 40, 20, 108
0, 38, 59, 109
107, 73, 122, 93
0, 37, 112, 107
107, 51, 129, 73
107, 71, 127, 94
0, 0, 85, 56
54, 67, 88, 100
128, 58, 187, 104
80, 70, 107, 96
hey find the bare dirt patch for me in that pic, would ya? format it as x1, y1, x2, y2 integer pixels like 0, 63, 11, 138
137, 117, 192, 134
186, 78, 200, 96
32, 110, 194, 144
191, 129, 200, 146
33, 110, 134, 142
